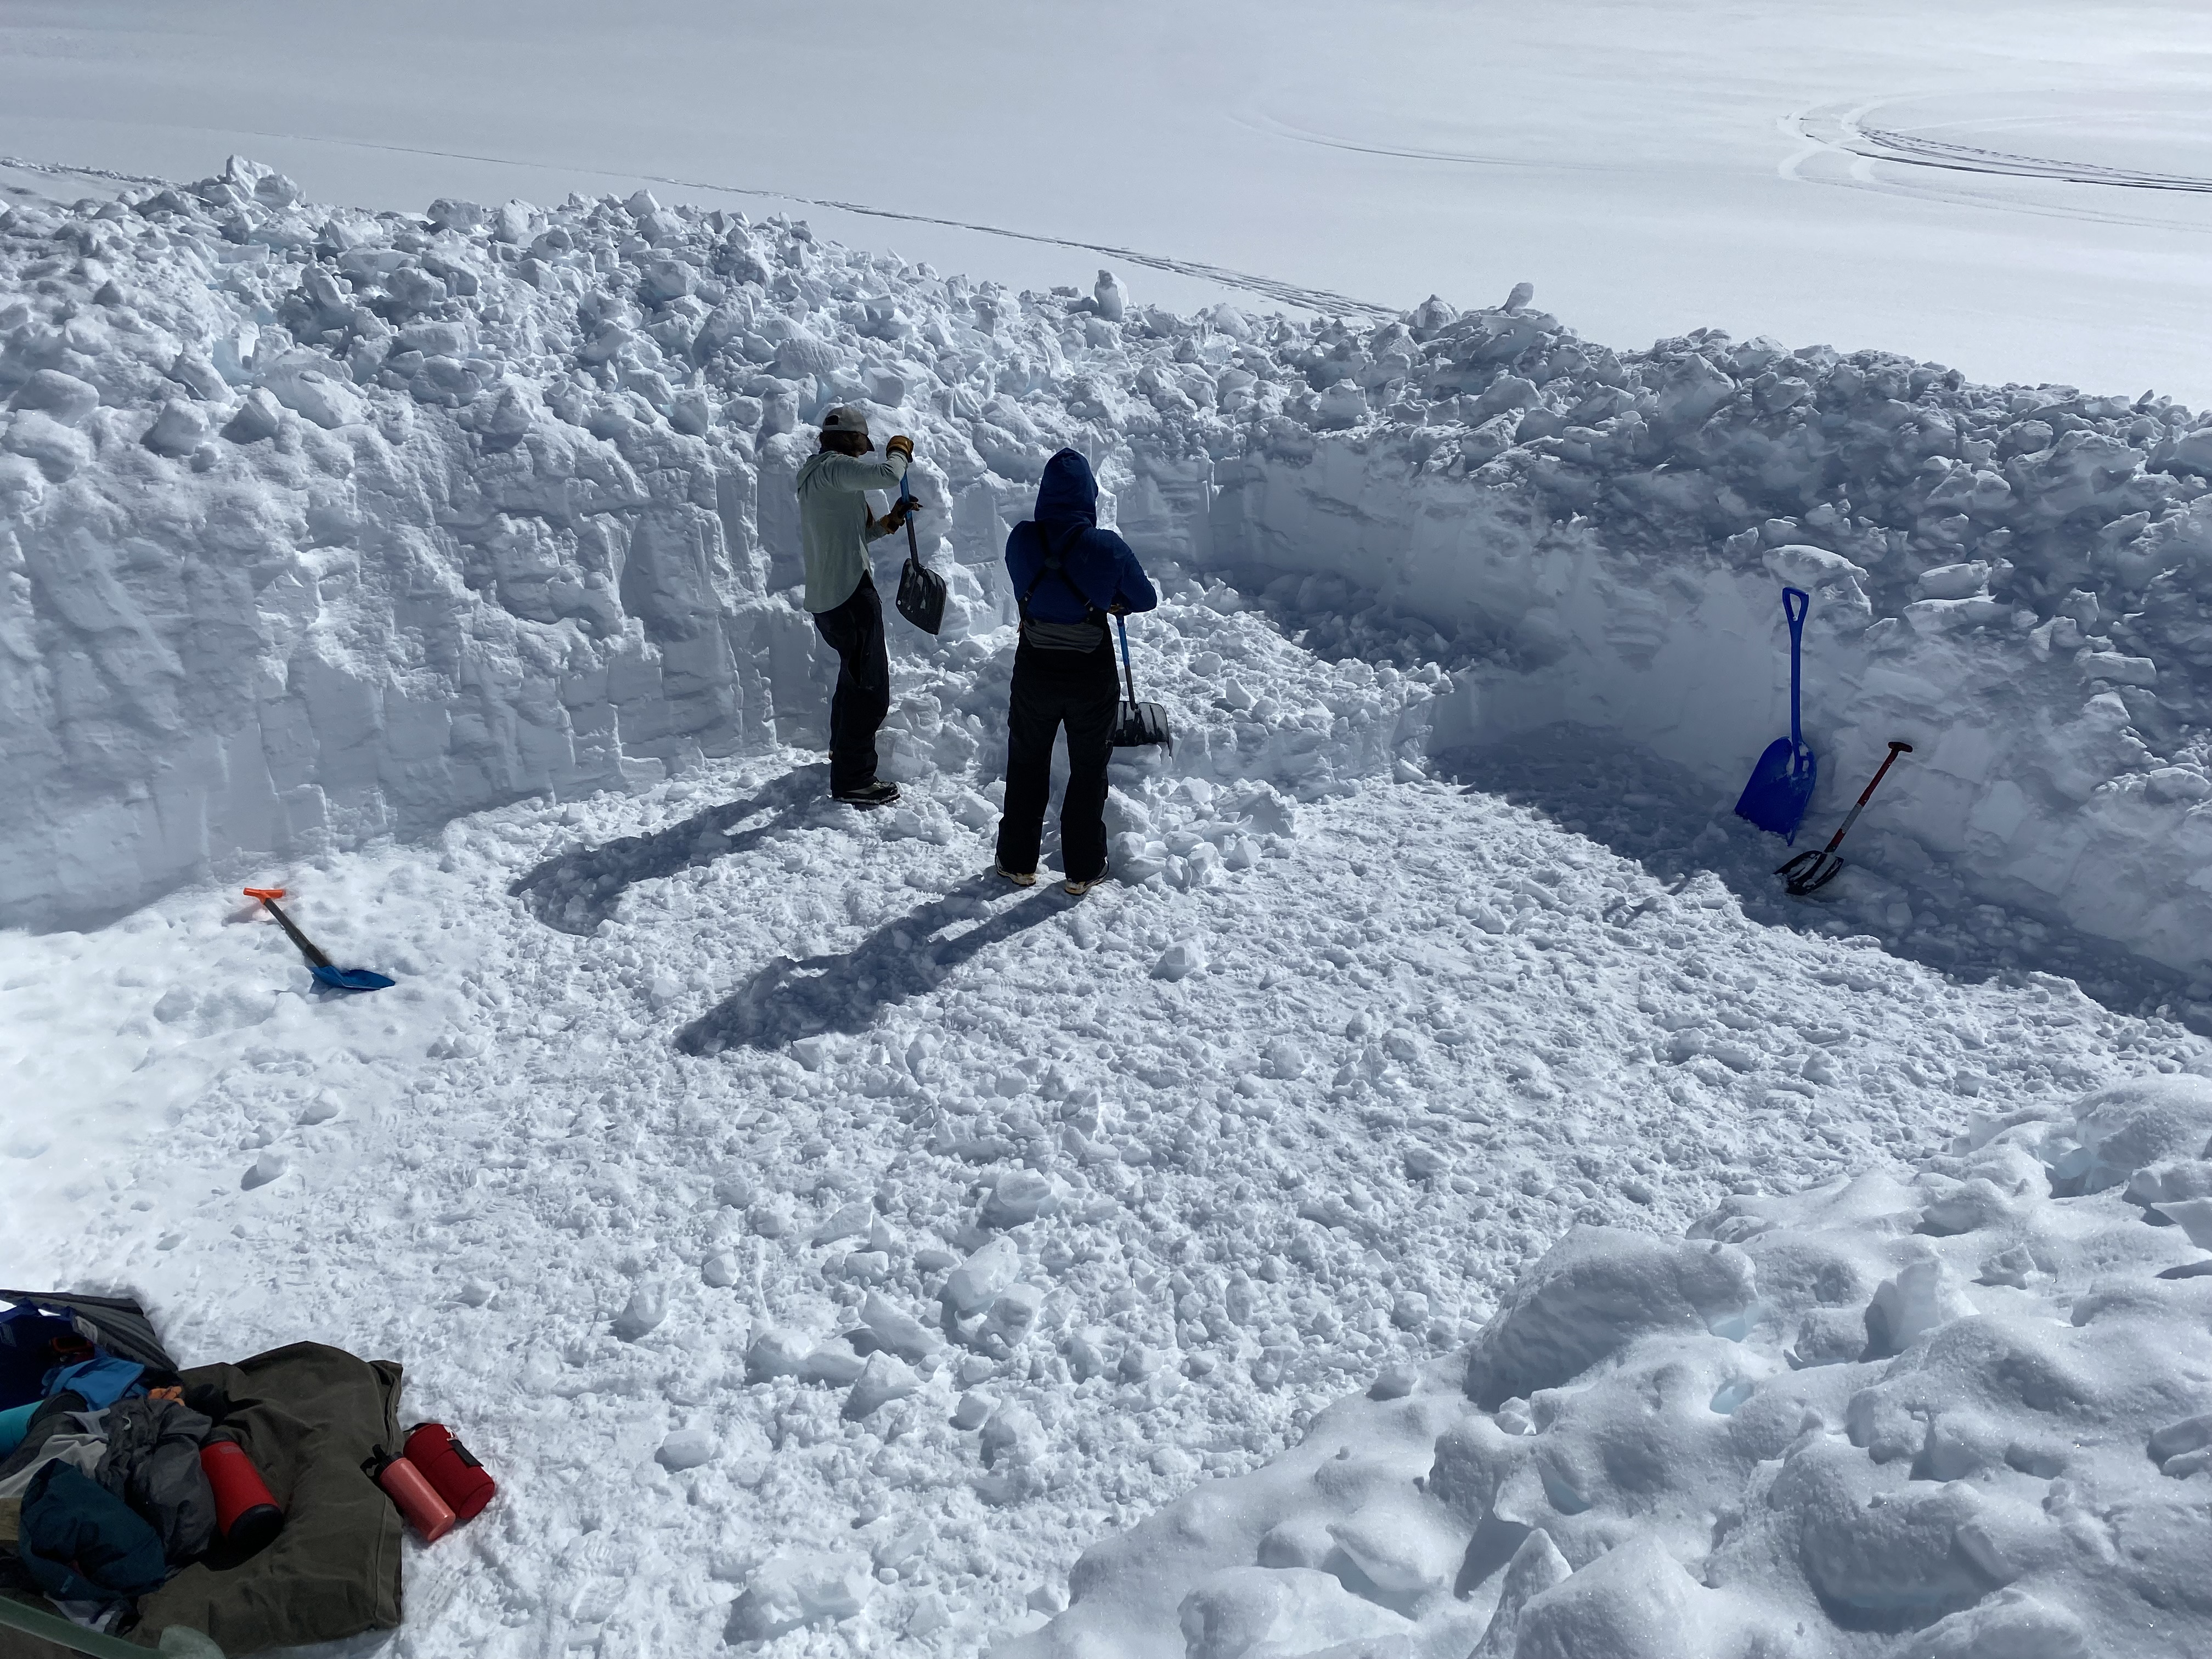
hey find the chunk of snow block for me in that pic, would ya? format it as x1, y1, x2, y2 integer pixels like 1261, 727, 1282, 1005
701, 1252, 739, 1288
857, 1291, 938, 1360
1915, 560, 1993, 601
656, 1428, 715, 1471
811, 1199, 873, 1245
745, 1329, 810, 1381
1177, 1566, 1413, 1659
802, 1339, 867, 1386
241, 1149, 288, 1189
978, 1404, 1045, 1470
641, 257, 695, 303
1462, 1227, 1757, 1407
9, 370, 100, 424
1326, 1506, 1463, 1592
945, 1237, 1020, 1315
1093, 269, 1126, 323
613, 1282, 667, 1339
142, 400, 208, 456
4, 411, 93, 478
982, 1168, 1059, 1227
983, 1282, 1045, 1347
2150, 1195, 2212, 1250
1503, 280, 1535, 312
1152, 941, 1205, 981
1512, 1536, 1718, 1659
1863, 1256, 1975, 1357
1313, 380, 1367, 428
221, 388, 283, 443
262, 358, 367, 429
1898, 1589, 2091, 1659
844, 1351, 919, 1419
1796, 1470, 2001, 1626
725, 1551, 872, 1642
951, 1391, 996, 1430
1470, 1528, 1574, 1659
425, 198, 487, 232
2059, 1075, 2212, 1193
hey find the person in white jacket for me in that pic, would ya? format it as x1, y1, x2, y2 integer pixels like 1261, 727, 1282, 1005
796, 407, 915, 806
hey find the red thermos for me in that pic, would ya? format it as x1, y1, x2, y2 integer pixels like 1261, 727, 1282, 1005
200, 1438, 285, 1553
404, 1422, 496, 1522
364, 1451, 456, 1543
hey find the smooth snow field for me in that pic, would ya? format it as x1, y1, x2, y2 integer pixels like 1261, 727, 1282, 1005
1, 0, 2209, 403
6, 113, 2212, 1659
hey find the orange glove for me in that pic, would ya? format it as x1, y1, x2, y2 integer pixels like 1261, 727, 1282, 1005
885, 434, 914, 462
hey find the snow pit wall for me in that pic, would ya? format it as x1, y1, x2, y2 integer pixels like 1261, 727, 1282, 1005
1199, 443, 2212, 982
6, 157, 2212, 979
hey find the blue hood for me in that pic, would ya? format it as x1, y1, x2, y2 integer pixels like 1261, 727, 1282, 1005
1034, 449, 1098, 528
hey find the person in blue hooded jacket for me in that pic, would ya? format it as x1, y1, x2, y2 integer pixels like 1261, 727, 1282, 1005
995, 449, 1157, 894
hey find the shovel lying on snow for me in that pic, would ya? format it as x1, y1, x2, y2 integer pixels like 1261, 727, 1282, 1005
243, 887, 395, 991
1735, 586, 1817, 842
1776, 742, 1912, 895
1110, 616, 1172, 752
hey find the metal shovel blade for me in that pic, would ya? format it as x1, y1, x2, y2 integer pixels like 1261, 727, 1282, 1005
1111, 699, 1172, 752
1734, 738, 1818, 842
309, 962, 398, 992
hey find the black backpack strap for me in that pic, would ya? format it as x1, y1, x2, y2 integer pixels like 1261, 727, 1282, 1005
1018, 522, 1107, 627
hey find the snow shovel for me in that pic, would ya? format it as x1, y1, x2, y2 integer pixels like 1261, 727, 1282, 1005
1734, 586, 1817, 842
243, 887, 395, 991
1776, 742, 1912, 895
1110, 616, 1172, 752
891, 472, 945, 635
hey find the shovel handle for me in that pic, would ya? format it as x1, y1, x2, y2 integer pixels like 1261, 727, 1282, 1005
1781, 588, 1809, 754
246, 889, 334, 969
898, 472, 920, 563
1116, 615, 1139, 706
1813, 741, 1912, 856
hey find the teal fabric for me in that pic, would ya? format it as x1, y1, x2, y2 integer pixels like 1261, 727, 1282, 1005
18, 1463, 168, 1604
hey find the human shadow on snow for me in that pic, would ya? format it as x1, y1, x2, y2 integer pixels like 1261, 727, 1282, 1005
676, 875, 1070, 1054
1437, 726, 2205, 1034
510, 765, 831, 935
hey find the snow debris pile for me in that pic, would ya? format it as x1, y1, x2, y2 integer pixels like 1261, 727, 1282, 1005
1016, 1073, 2212, 1659
7, 157, 2212, 991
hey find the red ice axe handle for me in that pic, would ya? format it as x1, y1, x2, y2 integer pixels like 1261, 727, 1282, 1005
243, 887, 334, 969
1808, 742, 1912, 858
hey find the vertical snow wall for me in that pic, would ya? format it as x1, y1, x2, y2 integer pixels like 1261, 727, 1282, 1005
4, 159, 2210, 986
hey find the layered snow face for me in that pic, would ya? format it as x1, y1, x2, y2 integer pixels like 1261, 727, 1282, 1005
5, 157, 2212, 995
1018, 1073, 2212, 1659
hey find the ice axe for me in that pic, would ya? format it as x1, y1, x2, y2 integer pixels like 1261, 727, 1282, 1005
1776, 742, 1912, 895
242, 888, 396, 991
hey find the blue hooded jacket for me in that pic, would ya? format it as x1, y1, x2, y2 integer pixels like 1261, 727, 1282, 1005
1005, 450, 1158, 628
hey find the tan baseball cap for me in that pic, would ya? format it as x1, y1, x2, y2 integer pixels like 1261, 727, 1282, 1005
820, 406, 871, 438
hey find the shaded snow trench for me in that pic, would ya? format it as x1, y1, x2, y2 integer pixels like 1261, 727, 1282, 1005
5, 158, 2212, 1657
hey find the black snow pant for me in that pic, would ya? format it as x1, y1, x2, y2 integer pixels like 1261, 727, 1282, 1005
996, 635, 1119, 882
811, 575, 890, 795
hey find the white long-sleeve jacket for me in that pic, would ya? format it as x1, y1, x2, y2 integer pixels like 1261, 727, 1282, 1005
795, 448, 909, 613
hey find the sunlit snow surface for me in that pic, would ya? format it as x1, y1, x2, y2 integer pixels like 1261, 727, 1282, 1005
0, 0, 2209, 399
4, 119, 2212, 1659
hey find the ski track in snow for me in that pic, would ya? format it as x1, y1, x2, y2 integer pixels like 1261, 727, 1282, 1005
5, 584, 2202, 1652
1, 144, 1396, 323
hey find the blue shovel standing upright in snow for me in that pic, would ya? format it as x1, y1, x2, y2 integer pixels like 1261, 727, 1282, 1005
1734, 587, 1818, 842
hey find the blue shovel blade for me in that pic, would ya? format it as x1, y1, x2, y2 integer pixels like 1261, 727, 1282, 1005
310, 963, 396, 992
1734, 738, 1818, 842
